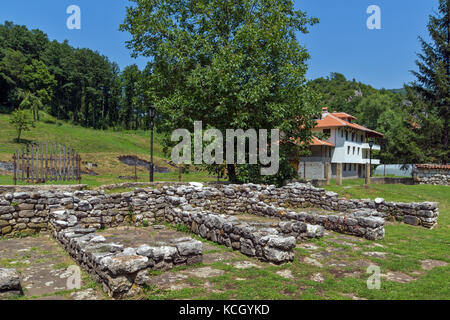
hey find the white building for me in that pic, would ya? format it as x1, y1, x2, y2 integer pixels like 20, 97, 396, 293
297, 108, 383, 179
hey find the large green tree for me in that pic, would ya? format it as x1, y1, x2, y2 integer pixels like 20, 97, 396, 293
120, 0, 320, 184
410, 0, 449, 163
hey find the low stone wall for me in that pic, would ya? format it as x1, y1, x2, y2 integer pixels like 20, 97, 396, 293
413, 165, 450, 186
245, 201, 385, 240
164, 205, 318, 264
0, 182, 440, 241
187, 183, 438, 229
370, 177, 415, 185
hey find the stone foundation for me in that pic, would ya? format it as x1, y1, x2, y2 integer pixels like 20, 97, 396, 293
49, 210, 203, 299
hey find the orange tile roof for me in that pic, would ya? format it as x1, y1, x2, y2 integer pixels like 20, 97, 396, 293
315, 114, 384, 137
331, 112, 357, 120
310, 136, 335, 147
416, 164, 450, 170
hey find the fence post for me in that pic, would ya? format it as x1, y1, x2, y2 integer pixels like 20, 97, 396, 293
324, 162, 330, 185
77, 154, 81, 184
134, 155, 138, 182
13, 153, 17, 186
336, 163, 343, 186
365, 163, 371, 185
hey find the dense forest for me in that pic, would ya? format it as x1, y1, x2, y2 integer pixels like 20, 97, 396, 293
0, 21, 150, 130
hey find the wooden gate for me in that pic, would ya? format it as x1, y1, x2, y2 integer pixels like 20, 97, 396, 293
12, 142, 81, 185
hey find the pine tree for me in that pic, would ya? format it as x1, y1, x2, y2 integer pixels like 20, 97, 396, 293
410, 0, 449, 163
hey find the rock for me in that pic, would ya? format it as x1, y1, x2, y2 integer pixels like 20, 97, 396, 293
100, 255, 149, 276
266, 236, 296, 250
276, 269, 294, 279
90, 235, 106, 243
176, 240, 202, 256
421, 259, 448, 270
189, 182, 203, 189
403, 215, 420, 226
0, 206, 15, 215
240, 238, 256, 256
0, 268, 22, 293
306, 224, 324, 238
311, 272, 324, 283
263, 247, 294, 263
302, 257, 323, 267
374, 198, 385, 205
13, 192, 29, 199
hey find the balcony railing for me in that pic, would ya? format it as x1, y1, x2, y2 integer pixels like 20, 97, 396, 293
361, 143, 381, 151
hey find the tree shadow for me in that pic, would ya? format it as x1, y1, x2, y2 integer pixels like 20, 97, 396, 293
12, 138, 34, 145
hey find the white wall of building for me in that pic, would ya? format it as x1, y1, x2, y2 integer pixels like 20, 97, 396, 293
313, 127, 380, 165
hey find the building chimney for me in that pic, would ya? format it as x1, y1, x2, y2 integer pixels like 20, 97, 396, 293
322, 107, 328, 119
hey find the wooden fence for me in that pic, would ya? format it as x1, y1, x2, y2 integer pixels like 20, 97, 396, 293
13, 142, 81, 185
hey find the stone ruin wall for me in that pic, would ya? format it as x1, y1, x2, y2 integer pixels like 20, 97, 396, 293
413, 167, 450, 186
0, 182, 439, 239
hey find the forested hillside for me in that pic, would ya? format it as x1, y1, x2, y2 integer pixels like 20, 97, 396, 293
0, 21, 150, 130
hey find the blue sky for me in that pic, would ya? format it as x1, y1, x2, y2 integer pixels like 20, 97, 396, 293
0, 0, 438, 89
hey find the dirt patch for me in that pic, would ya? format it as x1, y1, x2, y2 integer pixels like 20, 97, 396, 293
420, 259, 448, 270
276, 269, 294, 279
329, 269, 362, 278
183, 267, 225, 278
381, 272, 415, 283
118, 156, 171, 173
99, 226, 194, 248
0, 234, 104, 300
228, 261, 262, 270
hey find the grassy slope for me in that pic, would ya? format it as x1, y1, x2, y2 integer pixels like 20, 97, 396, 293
0, 112, 218, 186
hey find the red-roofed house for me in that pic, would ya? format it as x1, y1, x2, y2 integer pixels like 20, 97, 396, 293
297, 107, 383, 179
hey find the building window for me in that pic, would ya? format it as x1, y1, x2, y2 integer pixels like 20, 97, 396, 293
352, 133, 355, 141
323, 129, 331, 137
354, 164, 356, 171
329, 148, 332, 158
361, 135, 364, 143
358, 147, 360, 155
341, 130, 344, 138
353, 147, 355, 155
343, 164, 346, 171
345, 131, 348, 140
347, 146, 350, 154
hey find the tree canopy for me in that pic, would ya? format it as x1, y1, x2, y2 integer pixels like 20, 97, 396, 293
120, 0, 321, 183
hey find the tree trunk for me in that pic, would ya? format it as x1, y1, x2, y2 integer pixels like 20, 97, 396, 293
227, 164, 237, 183
443, 115, 448, 164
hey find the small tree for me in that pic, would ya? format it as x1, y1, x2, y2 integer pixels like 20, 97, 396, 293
9, 109, 32, 142
18, 90, 43, 122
